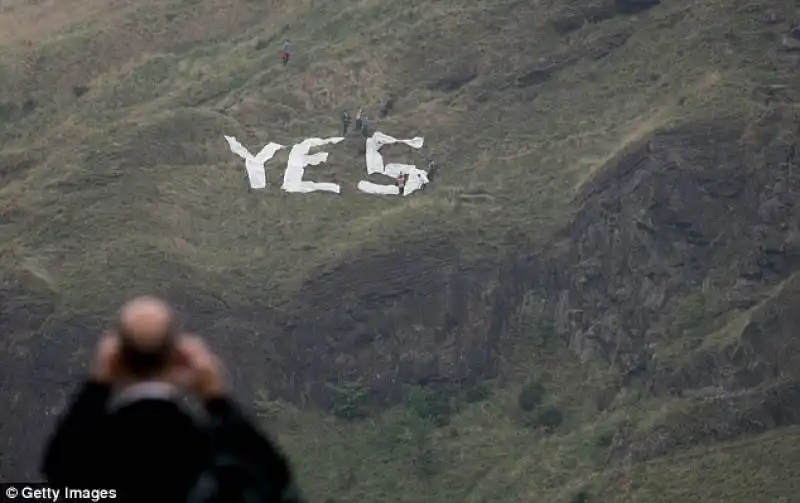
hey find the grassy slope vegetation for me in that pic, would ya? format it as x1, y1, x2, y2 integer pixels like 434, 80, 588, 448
1, 0, 800, 500
0, 0, 760, 311
274, 304, 800, 503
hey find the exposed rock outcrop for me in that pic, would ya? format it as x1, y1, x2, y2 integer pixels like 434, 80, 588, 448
501, 110, 800, 379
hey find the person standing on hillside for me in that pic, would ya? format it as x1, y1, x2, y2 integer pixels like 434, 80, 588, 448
281, 39, 292, 66
360, 113, 373, 137
427, 158, 437, 182
395, 173, 407, 195
42, 296, 304, 503
342, 110, 351, 136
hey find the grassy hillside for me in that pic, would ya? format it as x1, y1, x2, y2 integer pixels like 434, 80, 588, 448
0, 0, 763, 309
2, 0, 800, 500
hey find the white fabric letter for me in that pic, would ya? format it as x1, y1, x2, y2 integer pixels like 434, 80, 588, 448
358, 132, 427, 196
282, 137, 343, 194
224, 136, 284, 189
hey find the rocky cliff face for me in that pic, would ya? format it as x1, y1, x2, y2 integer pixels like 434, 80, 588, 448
489, 110, 800, 459
267, 240, 503, 408
541, 111, 798, 379
608, 274, 800, 464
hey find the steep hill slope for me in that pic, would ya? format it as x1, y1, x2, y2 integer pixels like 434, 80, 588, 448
1, 0, 800, 500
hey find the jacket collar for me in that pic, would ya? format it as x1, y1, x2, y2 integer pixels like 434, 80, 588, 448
109, 381, 181, 411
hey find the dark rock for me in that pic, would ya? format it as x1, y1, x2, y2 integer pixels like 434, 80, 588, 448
614, 0, 660, 15
552, 16, 584, 35
586, 31, 631, 60
428, 64, 478, 92
552, 5, 617, 34
72, 85, 89, 98
0, 153, 36, 184
516, 56, 578, 87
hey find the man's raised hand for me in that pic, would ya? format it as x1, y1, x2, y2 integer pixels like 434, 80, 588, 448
172, 334, 227, 400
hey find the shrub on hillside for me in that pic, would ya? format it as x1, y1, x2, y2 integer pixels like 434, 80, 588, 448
517, 381, 546, 411
570, 490, 590, 503
464, 382, 492, 403
407, 386, 456, 426
596, 430, 614, 448
413, 447, 440, 478
327, 380, 370, 421
526, 406, 564, 432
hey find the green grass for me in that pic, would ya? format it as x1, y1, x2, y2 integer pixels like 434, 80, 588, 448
2, 0, 800, 498
271, 383, 800, 503
1, 0, 775, 313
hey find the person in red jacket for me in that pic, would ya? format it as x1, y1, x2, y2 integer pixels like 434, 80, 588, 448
280, 39, 292, 66
396, 173, 407, 195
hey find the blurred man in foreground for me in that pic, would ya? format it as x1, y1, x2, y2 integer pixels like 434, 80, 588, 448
42, 296, 303, 503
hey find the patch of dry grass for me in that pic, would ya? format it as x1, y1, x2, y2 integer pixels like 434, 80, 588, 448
0, 0, 118, 47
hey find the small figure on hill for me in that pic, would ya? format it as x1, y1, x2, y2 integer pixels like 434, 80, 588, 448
280, 39, 292, 66
342, 110, 351, 136
427, 158, 437, 182
360, 115, 373, 138
396, 173, 407, 195
355, 108, 363, 131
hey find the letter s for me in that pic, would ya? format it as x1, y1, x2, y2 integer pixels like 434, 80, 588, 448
357, 132, 428, 196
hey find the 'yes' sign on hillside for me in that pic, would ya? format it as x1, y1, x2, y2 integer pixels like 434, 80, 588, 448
225, 131, 430, 197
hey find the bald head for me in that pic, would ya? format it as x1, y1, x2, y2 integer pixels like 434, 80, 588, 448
116, 296, 179, 378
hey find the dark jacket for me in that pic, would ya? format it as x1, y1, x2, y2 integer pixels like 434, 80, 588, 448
42, 379, 302, 503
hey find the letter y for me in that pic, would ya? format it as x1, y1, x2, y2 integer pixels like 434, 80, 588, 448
224, 135, 284, 189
